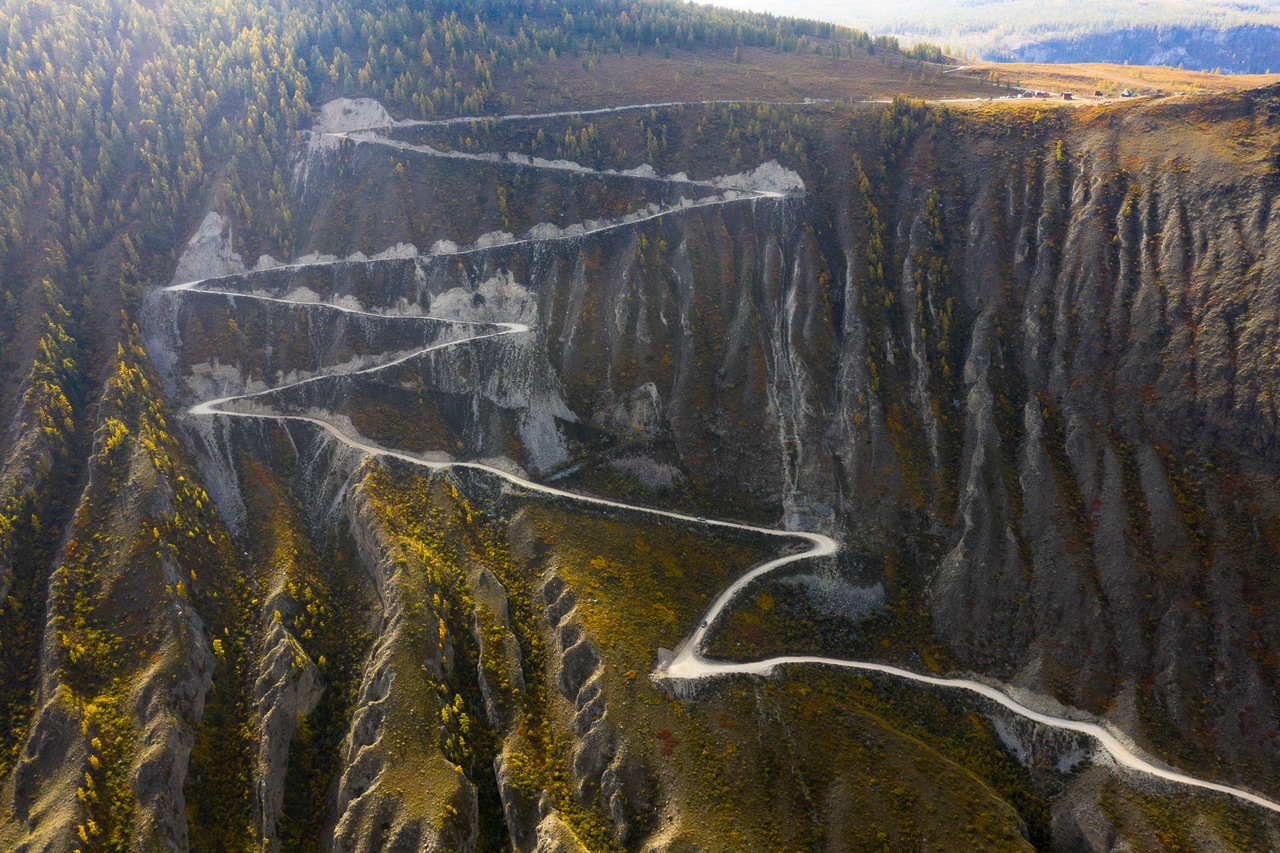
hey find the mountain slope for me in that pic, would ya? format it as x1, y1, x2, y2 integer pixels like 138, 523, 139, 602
2, 0, 1280, 850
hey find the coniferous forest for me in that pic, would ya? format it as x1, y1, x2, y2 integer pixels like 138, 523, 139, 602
2, 0, 1280, 850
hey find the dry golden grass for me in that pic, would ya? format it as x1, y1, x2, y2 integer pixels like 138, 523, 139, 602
956, 61, 1280, 100
492, 46, 1280, 118
511, 503, 1037, 851
494, 44, 1004, 112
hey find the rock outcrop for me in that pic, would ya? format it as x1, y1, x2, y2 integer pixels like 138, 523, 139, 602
118, 91, 1280, 848
542, 574, 649, 848
330, 479, 479, 853
252, 620, 322, 852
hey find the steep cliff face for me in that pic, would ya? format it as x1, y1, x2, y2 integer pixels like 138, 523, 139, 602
21, 0, 1280, 844
434, 95, 1280, 798
224, 102, 1280, 798
884, 99, 1280, 795
115, 90, 1280, 850
330, 481, 480, 853
1, 335, 228, 852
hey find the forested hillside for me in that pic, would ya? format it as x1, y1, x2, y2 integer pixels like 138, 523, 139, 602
2, 0, 1279, 851
0, 0, 936, 740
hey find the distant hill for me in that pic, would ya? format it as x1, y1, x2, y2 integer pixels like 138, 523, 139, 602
707, 0, 1280, 72
1000, 24, 1280, 73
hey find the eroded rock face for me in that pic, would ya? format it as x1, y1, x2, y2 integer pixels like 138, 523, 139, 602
171, 212, 246, 286
910, 129, 1280, 781
325, 484, 480, 853
128, 590, 215, 852
120, 93, 1280, 847
471, 109, 1278, 794
4, 691, 89, 851
471, 567, 526, 734
531, 796, 591, 853
2, 438, 218, 853
253, 620, 323, 853
541, 573, 650, 849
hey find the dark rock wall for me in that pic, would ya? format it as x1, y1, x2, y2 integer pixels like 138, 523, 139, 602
159, 95, 1280, 800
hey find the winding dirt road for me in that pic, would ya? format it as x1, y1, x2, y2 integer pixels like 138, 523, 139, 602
394, 98, 831, 129
164, 107, 1280, 818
